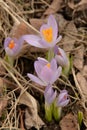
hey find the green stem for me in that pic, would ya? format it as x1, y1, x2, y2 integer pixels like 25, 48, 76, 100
53, 105, 62, 121
45, 103, 53, 122
4, 54, 14, 67
47, 48, 54, 61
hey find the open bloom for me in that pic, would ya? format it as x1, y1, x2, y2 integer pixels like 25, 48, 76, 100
4, 37, 23, 57
54, 45, 68, 67
27, 57, 62, 86
22, 15, 62, 48
56, 90, 69, 107
44, 85, 57, 105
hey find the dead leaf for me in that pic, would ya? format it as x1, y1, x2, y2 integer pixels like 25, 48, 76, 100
10, 22, 38, 39
68, 0, 87, 9
0, 63, 5, 75
75, 0, 87, 7
62, 22, 77, 54
0, 78, 4, 95
55, 14, 68, 33
0, 78, 8, 117
72, 1, 87, 27
76, 72, 87, 100
82, 65, 87, 79
44, 0, 64, 15
73, 44, 84, 70
25, 108, 44, 130
0, 99, 8, 117
19, 91, 44, 129
60, 113, 79, 130
72, 68, 87, 128
30, 18, 46, 31
68, 1, 75, 9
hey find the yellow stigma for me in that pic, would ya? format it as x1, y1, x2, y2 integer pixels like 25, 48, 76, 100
42, 27, 53, 43
8, 40, 15, 49
46, 63, 51, 68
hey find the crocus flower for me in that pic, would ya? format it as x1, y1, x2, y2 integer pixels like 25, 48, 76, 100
22, 15, 62, 48
54, 45, 68, 67
27, 57, 62, 86
44, 84, 57, 105
4, 37, 23, 57
57, 90, 69, 107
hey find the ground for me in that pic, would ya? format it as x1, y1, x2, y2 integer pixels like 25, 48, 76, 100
0, 0, 87, 130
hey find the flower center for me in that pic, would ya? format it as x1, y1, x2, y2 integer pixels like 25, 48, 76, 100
8, 40, 15, 49
42, 27, 53, 43
46, 63, 51, 68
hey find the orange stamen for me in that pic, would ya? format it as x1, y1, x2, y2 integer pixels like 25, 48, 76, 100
46, 63, 51, 68
8, 40, 15, 49
42, 27, 53, 43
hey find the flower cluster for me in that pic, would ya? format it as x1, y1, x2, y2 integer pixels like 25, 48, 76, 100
4, 14, 70, 122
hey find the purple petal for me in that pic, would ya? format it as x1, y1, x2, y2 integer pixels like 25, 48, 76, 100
5, 48, 15, 56
34, 61, 44, 77
39, 39, 53, 48
44, 85, 57, 104
22, 35, 45, 48
27, 73, 46, 86
4, 37, 12, 48
48, 91, 57, 104
39, 39, 57, 48
55, 47, 68, 66
40, 24, 49, 38
55, 35, 62, 43
50, 59, 57, 71
57, 99, 69, 107
37, 57, 48, 65
57, 90, 69, 107
50, 66, 62, 84
34, 57, 48, 77
54, 45, 58, 55
40, 65, 53, 84
48, 15, 58, 41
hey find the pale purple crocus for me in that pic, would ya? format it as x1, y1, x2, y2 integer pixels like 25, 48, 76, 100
54, 45, 69, 67
27, 57, 62, 86
4, 37, 23, 57
22, 15, 62, 48
44, 85, 57, 105
57, 90, 69, 107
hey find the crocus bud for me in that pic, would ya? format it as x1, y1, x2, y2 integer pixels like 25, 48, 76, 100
44, 84, 57, 122
4, 37, 23, 57
57, 90, 69, 107
54, 45, 69, 67
53, 90, 69, 121
44, 84, 57, 105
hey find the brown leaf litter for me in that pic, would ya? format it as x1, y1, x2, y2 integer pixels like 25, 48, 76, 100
19, 91, 44, 129
0, 78, 8, 117
44, 0, 64, 15
60, 113, 79, 130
